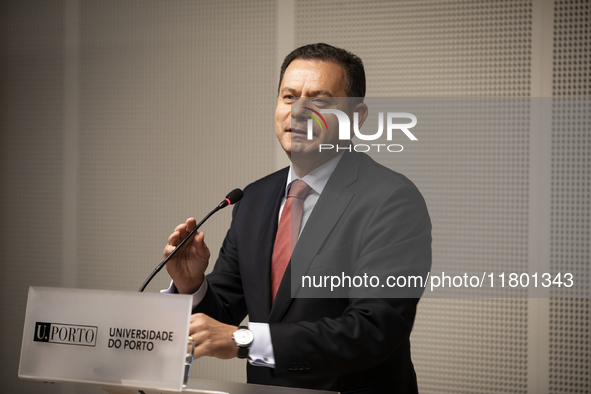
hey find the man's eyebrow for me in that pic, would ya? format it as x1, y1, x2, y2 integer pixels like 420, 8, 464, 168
279, 87, 297, 95
307, 90, 334, 97
279, 87, 334, 97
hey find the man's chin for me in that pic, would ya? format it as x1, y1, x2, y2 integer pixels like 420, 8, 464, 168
289, 141, 318, 155
290, 142, 341, 165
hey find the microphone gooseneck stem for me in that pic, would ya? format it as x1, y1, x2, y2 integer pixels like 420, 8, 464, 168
138, 205, 222, 292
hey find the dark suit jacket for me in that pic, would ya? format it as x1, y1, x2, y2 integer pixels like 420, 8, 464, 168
195, 151, 432, 393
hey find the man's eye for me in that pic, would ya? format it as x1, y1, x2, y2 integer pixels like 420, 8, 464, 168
312, 98, 328, 105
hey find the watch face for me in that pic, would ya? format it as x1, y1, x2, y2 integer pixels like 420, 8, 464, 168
234, 329, 254, 346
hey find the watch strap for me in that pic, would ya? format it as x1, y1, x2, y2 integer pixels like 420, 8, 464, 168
237, 345, 249, 359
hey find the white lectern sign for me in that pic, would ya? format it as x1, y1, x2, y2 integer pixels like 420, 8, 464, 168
19, 286, 193, 392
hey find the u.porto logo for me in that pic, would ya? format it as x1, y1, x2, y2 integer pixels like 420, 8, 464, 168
34, 322, 98, 347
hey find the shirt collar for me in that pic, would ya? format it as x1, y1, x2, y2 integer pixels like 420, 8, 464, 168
285, 153, 344, 197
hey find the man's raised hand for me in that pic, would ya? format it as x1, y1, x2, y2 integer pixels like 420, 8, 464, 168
164, 218, 211, 294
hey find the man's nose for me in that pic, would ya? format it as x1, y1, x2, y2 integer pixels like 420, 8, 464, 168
291, 97, 310, 120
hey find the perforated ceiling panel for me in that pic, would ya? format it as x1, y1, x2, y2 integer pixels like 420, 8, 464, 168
295, 1, 532, 393
549, 1, 590, 393
296, 0, 532, 97
552, 1, 590, 97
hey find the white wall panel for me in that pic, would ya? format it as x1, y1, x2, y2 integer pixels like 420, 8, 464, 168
0, 2, 64, 393
76, 0, 277, 384
549, 2, 590, 392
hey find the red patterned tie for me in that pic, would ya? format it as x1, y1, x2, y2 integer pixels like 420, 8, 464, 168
271, 180, 311, 303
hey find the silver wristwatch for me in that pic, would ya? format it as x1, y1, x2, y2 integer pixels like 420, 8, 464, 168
232, 326, 254, 359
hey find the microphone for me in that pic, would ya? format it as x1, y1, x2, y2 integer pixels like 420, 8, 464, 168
138, 188, 244, 292
218, 188, 244, 208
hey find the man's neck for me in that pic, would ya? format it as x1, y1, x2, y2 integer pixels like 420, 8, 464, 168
286, 152, 344, 198
291, 151, 341, 178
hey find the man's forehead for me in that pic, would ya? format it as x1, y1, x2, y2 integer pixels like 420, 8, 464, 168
281, 59, 348, 95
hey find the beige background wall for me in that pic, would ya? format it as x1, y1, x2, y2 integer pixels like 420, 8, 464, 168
1, 1, 588, 393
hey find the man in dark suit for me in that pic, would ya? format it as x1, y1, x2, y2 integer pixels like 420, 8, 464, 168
164, 43, 431, 393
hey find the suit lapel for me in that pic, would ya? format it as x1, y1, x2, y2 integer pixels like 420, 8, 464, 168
269, 152, 361, 322
247, 169, 287, 321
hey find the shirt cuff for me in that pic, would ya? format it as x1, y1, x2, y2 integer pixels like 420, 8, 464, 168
247, 322, 275, 368
160, 280, 208, 309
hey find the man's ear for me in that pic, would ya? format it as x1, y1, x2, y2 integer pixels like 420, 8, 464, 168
353, 102, 369, 130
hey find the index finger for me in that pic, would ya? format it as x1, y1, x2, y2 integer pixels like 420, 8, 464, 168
185, 217, 197, 231
172, 218, 196, 240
